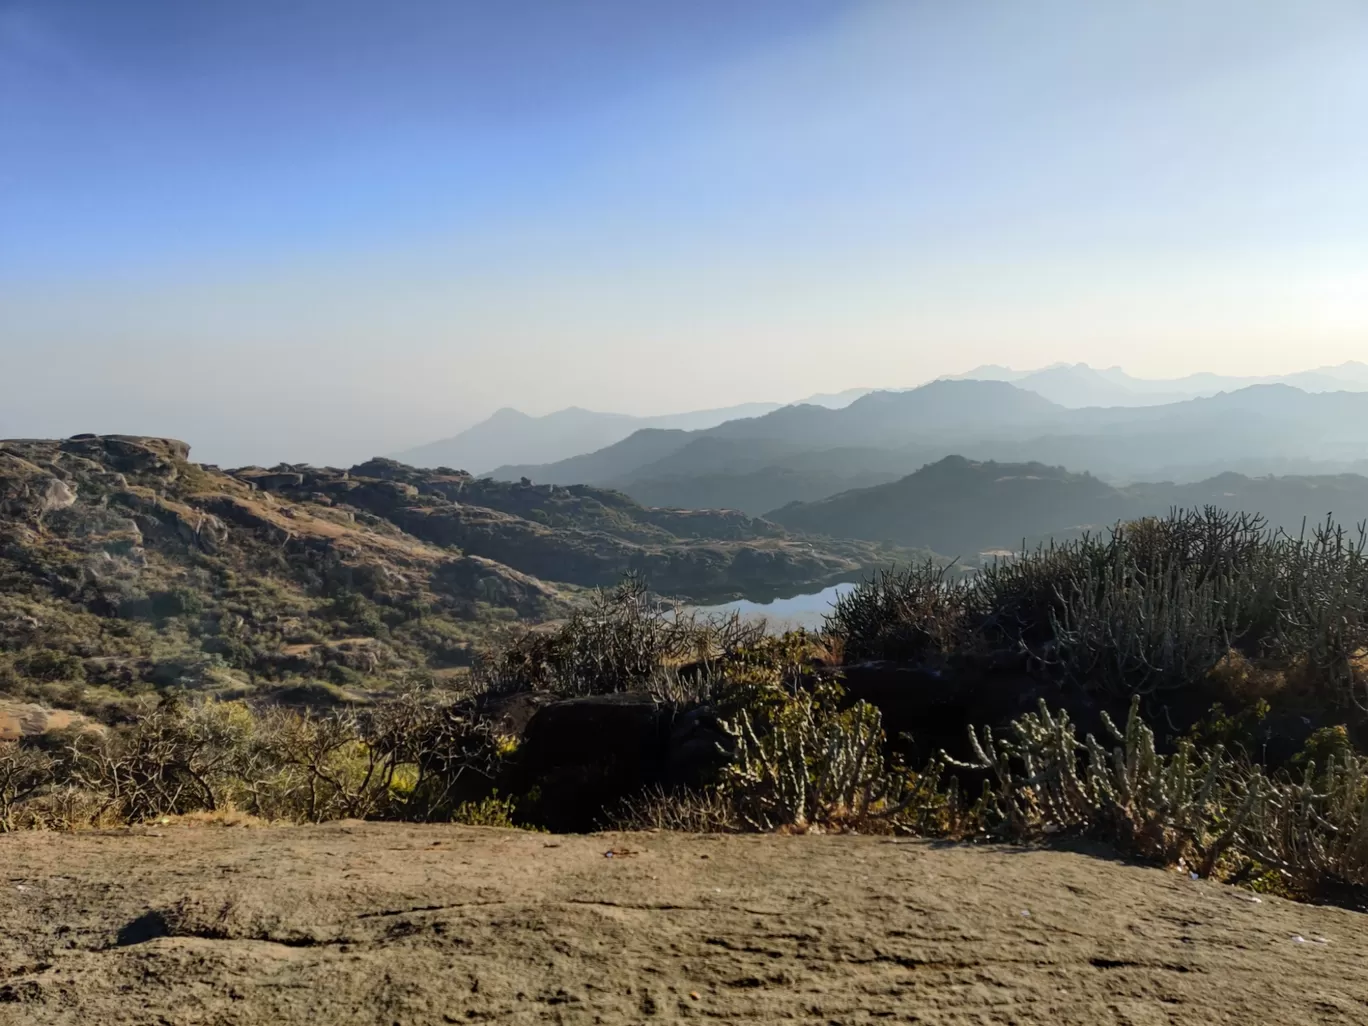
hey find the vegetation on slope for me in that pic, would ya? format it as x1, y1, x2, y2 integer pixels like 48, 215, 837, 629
5, 508, 1368, 909
0, 435, 904, 720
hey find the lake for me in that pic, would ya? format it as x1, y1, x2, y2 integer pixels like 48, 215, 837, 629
689, 582, 856, 632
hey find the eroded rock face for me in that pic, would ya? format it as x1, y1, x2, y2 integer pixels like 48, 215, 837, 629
0, 454, 78, 520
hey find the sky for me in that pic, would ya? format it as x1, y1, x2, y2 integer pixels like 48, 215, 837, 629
3, 0, 1368, 466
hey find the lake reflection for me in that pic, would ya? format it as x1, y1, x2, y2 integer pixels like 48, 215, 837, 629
690, 582, 856, 632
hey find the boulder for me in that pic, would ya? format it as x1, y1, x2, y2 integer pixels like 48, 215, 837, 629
0, 454, 78, 520
509, 691, 733, 831
514, 693, 667, 832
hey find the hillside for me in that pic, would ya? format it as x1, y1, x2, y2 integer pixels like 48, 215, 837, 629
769, 457, 1123, 553
0, 435, 902, 719
489, 380, 1066, 501
392, 402, 781, 476
769, 456, 1368, 555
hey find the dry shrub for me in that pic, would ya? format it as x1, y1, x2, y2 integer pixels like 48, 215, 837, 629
0, 742, 55, 831
1205, 649, 1287, 705
825, 560, 968, 664
611, 785, 738, 832
483, 574, 762, 697
0, 683, 524, 829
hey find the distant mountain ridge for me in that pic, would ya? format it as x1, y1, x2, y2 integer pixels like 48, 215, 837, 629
484, 381, 1368, 516
392, 387, 876, 475
942, 360, 1368, 408
492, 380, 1064, 483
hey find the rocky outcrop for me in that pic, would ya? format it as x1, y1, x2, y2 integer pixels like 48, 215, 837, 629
0, 454, 78, 520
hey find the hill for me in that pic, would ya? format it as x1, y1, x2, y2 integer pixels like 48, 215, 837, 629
408, 364, 1368, 486
769, 457, 1123, 553
0, 435, 904, 718
390, 402, 780, 476
768, 455, 1368, 555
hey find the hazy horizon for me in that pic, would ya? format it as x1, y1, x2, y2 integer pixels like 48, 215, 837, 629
5, 0, 1368, 466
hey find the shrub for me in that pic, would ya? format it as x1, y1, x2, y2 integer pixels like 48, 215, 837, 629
825, 561, 968, 664
826, 508, 1368, 708
717, 676, 919, 833
947, 696, 1368, 899
483, 574, 761, 697
0, 742, 53, 832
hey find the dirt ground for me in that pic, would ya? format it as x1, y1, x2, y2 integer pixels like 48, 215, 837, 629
2, 823, 1365, 1025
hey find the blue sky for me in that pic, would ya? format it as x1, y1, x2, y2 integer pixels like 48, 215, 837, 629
3, 0, 1367, 465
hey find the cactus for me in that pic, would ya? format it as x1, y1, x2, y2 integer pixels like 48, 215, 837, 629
718, 684, 906, 832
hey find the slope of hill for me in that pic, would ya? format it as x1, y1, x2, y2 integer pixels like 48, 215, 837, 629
489, 427, 694, 486
0, 435, 904, 718
768, 456, 1368, 556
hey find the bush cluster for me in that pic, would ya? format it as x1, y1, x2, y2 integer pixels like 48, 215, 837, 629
828, 508, 1368, 706
0, 683, 515, 831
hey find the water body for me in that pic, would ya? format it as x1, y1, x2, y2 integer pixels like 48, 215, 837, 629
690, 582, 856, 632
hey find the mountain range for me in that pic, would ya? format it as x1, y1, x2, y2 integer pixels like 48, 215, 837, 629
942, 360, 1368, 408
391, 388, 875, 474
478, 380, 1368, 516
393, 362, 1368, 505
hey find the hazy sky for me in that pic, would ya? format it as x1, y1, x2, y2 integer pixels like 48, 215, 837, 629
4, 0, 1367, 466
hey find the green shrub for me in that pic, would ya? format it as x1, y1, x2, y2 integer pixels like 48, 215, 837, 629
826, 508, 1368, 707
484, 574, 761, 697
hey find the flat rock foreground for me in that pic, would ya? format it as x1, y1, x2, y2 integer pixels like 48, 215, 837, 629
2, 825, 1366, 1025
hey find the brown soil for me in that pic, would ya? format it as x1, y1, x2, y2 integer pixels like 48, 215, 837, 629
2, 823, 1365, 1025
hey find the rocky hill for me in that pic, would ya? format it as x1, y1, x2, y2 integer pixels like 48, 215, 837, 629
0, 435, 901, 720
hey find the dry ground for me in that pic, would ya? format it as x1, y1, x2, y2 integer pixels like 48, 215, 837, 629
2, 822, 1365, 1025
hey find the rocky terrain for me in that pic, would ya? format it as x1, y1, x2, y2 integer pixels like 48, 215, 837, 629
3, 822, 1366, 1025
0, 435, 901, 721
